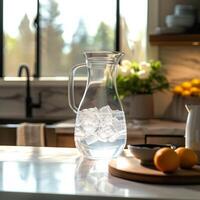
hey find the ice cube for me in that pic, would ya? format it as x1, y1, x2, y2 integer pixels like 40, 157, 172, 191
78, 108, 100, 134
87, 107, 98, 113
99, 105, 113, 126
112, 110, 125, 120
99, 105, 112, 113
76, 107, 126, 144
108, 133, 120, 142
97, 125, 117, 142
99, 113, 113, 126
112, 117, 123, 132
84, 135, 99, 145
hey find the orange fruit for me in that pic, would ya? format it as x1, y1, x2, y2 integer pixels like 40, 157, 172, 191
181, 81, 192, 90
190, 87, 200, 96
175, 147, 198, 169
181, 90, 191, 96
154, 148, 179, 173
172, 85, 183, 95
191, 78, 200, 87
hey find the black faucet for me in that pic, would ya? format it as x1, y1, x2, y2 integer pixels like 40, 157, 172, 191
18, 64, 42, 118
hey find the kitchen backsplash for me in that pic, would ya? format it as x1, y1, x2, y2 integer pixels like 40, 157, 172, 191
160, 46, 200, 85
0, 83, 76, 120
0, 81, 168, 121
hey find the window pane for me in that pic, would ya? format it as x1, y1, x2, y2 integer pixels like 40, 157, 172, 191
4, 0, 36, 77
120, 0, 148, 61
40, 0, 116, 77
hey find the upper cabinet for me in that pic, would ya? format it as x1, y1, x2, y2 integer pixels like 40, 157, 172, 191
149, 34, 200, 46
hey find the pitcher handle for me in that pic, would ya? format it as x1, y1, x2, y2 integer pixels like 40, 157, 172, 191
68, 63, 86, 113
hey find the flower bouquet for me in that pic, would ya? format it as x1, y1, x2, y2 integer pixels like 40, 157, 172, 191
117, 60, 169, 98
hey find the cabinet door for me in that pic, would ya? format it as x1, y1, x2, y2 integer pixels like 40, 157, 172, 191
56, 134, 75, 147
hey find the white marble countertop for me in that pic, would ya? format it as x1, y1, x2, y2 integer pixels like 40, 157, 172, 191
0, 146, 199, 200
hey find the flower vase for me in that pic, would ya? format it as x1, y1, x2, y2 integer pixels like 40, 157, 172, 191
123, 94, 154, 123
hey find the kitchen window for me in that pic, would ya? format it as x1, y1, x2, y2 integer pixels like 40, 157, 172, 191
1, 0, 148, 78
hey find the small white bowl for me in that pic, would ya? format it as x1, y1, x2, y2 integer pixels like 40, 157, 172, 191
175, 4, 196, 16
155, 26, 186, 34
128, 144, 175, 166
166, 14, 195, 28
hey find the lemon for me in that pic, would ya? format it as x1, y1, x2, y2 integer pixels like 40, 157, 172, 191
154, 148, 179, 173
181, 90, 191, 96
181, 81, 192, 90
191, 78, 200, 87
190, 87, 200, 96
175, 147, 198, 169
173, 86, 183, 95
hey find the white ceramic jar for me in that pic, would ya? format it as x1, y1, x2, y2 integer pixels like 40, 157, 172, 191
185, 105, 200, 163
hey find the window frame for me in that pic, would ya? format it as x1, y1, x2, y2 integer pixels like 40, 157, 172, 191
0, 0, 3, 77
0, 0, 120, 78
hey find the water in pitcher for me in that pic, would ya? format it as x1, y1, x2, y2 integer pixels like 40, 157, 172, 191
75, 105, 127, 159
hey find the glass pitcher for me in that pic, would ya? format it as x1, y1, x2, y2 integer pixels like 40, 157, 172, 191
68, 51, 127, 159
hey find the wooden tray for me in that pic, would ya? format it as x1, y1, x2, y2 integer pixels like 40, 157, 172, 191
109, 155, 200, 184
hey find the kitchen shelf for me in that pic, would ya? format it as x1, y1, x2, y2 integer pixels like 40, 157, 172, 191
149, 34, 200, 46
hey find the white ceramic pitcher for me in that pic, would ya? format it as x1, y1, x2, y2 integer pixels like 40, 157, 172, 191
185, 104, 200, 163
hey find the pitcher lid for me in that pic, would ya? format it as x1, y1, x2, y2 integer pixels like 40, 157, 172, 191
84, 51, 124, 63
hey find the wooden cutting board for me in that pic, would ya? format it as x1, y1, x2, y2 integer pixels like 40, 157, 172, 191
109, 154, 200, 184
